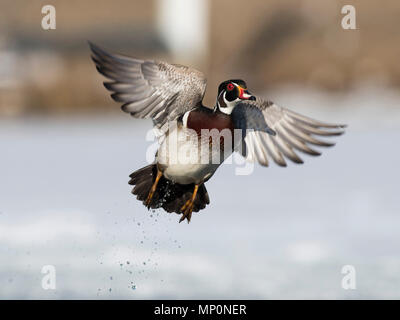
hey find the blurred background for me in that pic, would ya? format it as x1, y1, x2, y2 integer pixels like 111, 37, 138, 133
1, 0, 400, 299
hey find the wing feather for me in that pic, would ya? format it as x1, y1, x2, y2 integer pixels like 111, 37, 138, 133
89, 42, 207, 131
238, 98, 346, 166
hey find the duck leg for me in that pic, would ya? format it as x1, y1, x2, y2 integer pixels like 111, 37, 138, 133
145, 169, 162, 208
179, 184, 199, 223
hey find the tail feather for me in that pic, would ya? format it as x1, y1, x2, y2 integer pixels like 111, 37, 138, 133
129, 164, 210, 217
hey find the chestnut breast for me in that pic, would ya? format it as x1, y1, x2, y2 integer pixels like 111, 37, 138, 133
186, 109, 234, 153
186, 109, 234, 135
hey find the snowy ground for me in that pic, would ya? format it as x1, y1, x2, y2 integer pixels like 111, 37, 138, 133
1, 86, 400, 299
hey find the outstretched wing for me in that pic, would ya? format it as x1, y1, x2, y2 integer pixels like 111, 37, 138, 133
236, 99, 346, 167
89, 42, 207, 130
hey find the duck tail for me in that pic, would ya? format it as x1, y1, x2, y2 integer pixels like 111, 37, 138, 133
128, 164, 210, 220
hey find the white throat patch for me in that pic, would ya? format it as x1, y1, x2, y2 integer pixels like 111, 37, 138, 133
219, 91, 239, 115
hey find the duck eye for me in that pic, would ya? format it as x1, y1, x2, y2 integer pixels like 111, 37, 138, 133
226, 83, 235, 91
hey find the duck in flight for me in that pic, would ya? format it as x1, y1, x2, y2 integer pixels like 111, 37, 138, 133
89, 42, 346, 223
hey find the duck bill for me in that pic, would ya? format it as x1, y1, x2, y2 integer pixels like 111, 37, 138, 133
238, 86, 256, 100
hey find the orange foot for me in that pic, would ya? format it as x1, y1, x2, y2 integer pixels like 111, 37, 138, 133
145, 169, 162, 208
179, 184, 199, 223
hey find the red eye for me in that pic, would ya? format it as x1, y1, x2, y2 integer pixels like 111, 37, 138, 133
227, 83, 234, 91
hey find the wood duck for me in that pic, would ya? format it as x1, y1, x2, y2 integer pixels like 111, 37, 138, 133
90, 43, 346, 223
